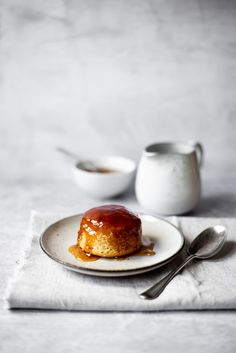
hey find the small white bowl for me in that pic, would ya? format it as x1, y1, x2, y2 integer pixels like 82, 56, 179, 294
73, 156, 136, 199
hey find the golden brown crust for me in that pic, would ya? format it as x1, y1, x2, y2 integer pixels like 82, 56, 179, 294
77, 205, 142, 257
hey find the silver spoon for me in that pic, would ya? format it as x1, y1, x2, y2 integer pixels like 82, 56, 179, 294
139, 225, 227, 300
56, 147, 98, 172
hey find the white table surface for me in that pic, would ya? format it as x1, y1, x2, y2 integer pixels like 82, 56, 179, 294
1, 1, 236, 352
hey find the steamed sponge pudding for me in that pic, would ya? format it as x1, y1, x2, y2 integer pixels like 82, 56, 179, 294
78, 205, 142, 257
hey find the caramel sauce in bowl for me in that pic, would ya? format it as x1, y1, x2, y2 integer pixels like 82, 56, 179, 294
79, 167, 119, 174
73, 156, 136, 199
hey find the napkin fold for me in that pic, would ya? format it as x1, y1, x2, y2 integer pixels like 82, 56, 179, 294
5, 212, 236, 311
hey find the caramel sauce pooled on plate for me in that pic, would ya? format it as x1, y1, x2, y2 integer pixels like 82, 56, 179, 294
114, 242, 155, 260
69, 245, 99, 262
133, 242, 155, 256
69, 241, 155, 262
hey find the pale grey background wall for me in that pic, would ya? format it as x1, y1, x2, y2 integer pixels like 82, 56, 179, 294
1, 0, 236, 184
1, 2, 236, 353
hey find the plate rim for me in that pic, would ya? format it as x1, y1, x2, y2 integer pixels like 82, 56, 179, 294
40, 213, 185, 273
57, 249, 184, 277
40, 212, 185, 274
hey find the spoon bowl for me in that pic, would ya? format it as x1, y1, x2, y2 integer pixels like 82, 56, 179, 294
188, 225, 226, 259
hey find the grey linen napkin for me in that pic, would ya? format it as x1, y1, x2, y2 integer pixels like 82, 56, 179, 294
5, 212, 236, 311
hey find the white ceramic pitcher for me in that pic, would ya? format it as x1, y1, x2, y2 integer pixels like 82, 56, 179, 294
135, 142, 203, 215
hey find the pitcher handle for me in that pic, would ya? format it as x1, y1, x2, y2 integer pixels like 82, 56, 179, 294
192, 142, 204, 167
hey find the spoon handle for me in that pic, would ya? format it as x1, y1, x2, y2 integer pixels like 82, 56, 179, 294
139, 254, 195, 300
56, 147, 79, 161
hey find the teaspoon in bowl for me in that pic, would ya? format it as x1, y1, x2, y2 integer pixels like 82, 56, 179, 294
139, 225, 227, 300
56, 146, 98, 172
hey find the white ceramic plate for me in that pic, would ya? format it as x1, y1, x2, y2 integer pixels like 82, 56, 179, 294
40, 213, 184, 277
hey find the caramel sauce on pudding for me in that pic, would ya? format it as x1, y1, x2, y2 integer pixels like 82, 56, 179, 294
82, 205, 141, 229
68, 205, 156, 262
77, 205, 142, 258
69, 242, 155, 262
